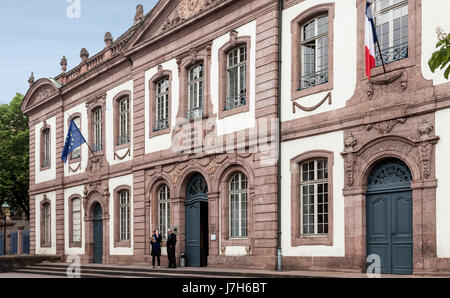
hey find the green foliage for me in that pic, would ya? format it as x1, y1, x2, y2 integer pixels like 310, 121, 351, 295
428, 33, 450, 79
0, 93, 29, 219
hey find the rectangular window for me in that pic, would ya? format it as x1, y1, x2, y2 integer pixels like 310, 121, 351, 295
71, 117, 81, 159
187, 64, 204, 119
300, 159, 329, 235
93, 109, 102, 152
42, 129, 51, 168
226, 46, 247, 111
155, 79, 170, 131
373, 0, 408, 66
229, 173, 248, 238
44, 203, 51, 244
118, 97, 130, 145
158, 185, 170, 241
72, 198, 81, 243
119, 191, 130, 241
300, 15, 329, 90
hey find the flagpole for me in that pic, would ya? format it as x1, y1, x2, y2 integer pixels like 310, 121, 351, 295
376, 40, 387, 74
66, 113, 96, 157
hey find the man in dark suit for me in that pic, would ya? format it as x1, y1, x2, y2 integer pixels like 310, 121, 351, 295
167, 228, 177, 268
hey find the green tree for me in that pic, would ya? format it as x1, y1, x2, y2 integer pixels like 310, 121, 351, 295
0, 93, 29, 219
428, 27, 450, 79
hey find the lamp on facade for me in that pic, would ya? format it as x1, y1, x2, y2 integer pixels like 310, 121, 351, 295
1, 202, 10, 256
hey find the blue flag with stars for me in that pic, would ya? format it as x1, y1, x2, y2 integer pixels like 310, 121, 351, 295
61, 119, 87, 163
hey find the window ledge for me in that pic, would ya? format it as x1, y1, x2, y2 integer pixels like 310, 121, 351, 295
69, 242, 82, 248
114, 142, 131, 151
291, 81, 333, 101
41, 243, 52, 248
115, 240, 131, 248
150, 127, 171, 138
218, 102, 250, 119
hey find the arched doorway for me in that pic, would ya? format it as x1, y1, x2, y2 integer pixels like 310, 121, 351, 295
366, 158, 413, 275
92, 203, 103, 264
185, 174, 209, 267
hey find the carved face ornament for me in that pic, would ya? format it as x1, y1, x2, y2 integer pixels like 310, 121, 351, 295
188, 0, 200, 11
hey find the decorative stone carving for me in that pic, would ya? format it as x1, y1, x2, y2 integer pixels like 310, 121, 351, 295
366, 118, 406, 135
189, 48, 197, 65
418, 143, 432, 179
293, 92, 332, 113
344, 154, 355, 187
344, 132, 357, 152
229, 29, 239, 47
89, 156, 103, 173
367, 158, 412, 186
60, 56, 67, 72
417, 119, 434, 140
162, 0, 222, 32
37, 86, 56, 101
157, 65, 164, 77
366, 71, 405, 100
28, 72, 35, 87
104, 32, 113, 47
134, 4, 144, 24
80, 48, 89, 62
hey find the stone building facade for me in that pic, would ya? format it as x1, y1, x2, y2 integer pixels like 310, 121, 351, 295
21, 0, 450, 275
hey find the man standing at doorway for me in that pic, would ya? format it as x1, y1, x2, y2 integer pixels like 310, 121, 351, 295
167, 228, 177, 268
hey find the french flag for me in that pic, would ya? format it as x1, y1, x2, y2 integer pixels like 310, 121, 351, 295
365, 0, 378, 79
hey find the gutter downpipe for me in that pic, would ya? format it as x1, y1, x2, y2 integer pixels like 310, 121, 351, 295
276, 0, 283, 272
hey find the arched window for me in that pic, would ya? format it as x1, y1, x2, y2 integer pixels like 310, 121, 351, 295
119, 190, 130, 241
229, 172, 248, 238
72, 198, 81, 243
70, 116, 81, 159
93, 108, 102, 152
42, 128, 51, 168
158, 185, 170, 240
300, 159, 328, 235
187, 63, 204, 119
226, 46, 247, 110
43, 202, 51, 244
155, 78, 170, 131
118, 97, 130, 145
373, 0, 408, 66
300, 15, 329, 90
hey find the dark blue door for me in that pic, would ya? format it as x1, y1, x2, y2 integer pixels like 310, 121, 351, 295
366, 159, 413, 275
93, 204, 103, 264
22, 230, 30, 254
10, 231, 18, 255
185, 174, 208, 267
0, 232, 4, 255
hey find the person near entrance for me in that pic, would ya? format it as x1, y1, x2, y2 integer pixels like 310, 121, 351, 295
167, 228, 177, 268
150, 229, 162, 268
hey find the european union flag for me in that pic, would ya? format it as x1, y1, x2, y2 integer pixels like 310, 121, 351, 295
61, 119, 87, 163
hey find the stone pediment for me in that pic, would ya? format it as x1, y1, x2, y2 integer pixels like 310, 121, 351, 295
125, 0, 227, 53
21, 78, 60, 113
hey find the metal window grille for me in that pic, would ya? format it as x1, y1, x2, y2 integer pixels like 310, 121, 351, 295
229, 173, 248, 238
226, 46, 247, 111
300, 159, 329, 236
300, 15, 329, 90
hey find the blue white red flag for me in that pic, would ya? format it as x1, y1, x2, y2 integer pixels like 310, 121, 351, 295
365, 1, 378, 79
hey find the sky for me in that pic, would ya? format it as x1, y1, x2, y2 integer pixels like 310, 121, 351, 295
0, 0, 158, 104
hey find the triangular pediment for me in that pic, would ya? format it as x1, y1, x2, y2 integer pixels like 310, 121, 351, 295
22, 79, 60, 113
124, 0, 229, 54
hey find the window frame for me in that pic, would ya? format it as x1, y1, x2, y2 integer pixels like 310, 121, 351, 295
158, 184, 170, 241
228, 172, 248, 239
40, 197, 51, 247
358, 0, 416, 79
291, 3, 335, 100
113, 91, 132, 151
40, 123, 51, 170
93, 108, 103, 153
119, 190, 130, 241
290, 150, 334, 247
187, 63, 205, 120
114, 185, 132, 247
218, 34, 251, 119
149, 68, 172, 138
69, 195, 82, 248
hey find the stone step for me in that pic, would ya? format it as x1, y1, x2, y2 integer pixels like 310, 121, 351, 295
18, 264, 247, 279
32, 262, 279, 278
